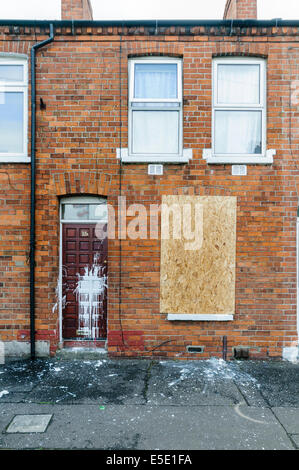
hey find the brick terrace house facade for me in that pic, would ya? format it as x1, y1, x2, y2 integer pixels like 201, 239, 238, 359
0, 0, 298, 360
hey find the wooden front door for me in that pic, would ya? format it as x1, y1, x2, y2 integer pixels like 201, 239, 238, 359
62, 223, 108, 340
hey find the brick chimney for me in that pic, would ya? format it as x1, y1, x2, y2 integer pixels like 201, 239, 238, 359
61, 0, 93, 20
223, 0, 257, 19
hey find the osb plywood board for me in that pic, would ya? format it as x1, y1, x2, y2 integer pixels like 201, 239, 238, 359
160, 195, 237, 315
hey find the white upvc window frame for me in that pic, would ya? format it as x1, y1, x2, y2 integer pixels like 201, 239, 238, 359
204, 57, 274, 165
60, 196, 108, 224
125, 57, 186, 163
0, 57, 29, 163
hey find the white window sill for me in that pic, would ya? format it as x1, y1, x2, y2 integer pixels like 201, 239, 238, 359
203, 149, 275, 165
167, 314, 234, 321
0, 156, 31, 163
116, 148, 192, 164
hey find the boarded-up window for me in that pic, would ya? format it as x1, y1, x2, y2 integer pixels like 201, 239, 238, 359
160, 195, 236, 317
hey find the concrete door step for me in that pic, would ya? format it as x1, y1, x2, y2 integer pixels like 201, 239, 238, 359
56, 347, 107, 360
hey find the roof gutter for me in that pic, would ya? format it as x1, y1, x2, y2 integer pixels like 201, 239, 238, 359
30, 23, 54, 360
0, 18, 298, 28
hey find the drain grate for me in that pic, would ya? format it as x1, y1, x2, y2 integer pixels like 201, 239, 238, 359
233, 347, 249, 359
186, 345, 204, 353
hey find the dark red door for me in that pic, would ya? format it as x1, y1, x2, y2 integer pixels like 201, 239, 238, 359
62, 223, 107, 340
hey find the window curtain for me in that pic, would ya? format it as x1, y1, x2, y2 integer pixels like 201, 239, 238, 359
215, 110, 262, 154
134, 63, 177, 99
0, 92, 23, 153
216, 64, 262, 154
217, 64, 260, 104
0, 65, 24, 82
132, 110, 179, 154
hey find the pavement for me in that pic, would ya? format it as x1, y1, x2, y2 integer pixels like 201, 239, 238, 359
0, 354, 299, 450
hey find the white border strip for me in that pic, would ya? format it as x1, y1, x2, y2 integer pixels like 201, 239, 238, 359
117, 148, 192, 164
203, 148, 275, 165
167, 314, 234, 321
0, 157, 31, 163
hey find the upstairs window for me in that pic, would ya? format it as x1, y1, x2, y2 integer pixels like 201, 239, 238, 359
128, 58, 182, 158
212, 57, 266, 158
0, 58, 28, 158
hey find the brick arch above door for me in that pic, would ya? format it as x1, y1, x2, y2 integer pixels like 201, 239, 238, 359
50, 171, 113, 197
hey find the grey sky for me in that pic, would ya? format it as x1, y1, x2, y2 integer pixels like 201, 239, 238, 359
0, 0, 298, 20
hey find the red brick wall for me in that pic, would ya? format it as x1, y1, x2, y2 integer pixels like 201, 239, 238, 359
0, 167, 30, 342
0, 24, 298, 360
224, 0, 257, 19
61, 0, 93, 20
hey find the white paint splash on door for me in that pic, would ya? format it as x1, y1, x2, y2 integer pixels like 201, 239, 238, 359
74, 258, 107, 339
53, 268, 68, 314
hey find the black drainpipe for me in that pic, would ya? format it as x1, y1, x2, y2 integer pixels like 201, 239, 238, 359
30, 24, 54, 360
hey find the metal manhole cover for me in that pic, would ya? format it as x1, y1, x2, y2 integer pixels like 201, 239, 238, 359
6, 414, 52, 433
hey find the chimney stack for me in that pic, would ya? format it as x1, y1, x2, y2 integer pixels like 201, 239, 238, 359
61, 0, 93, 20
223, 0, 257, 19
